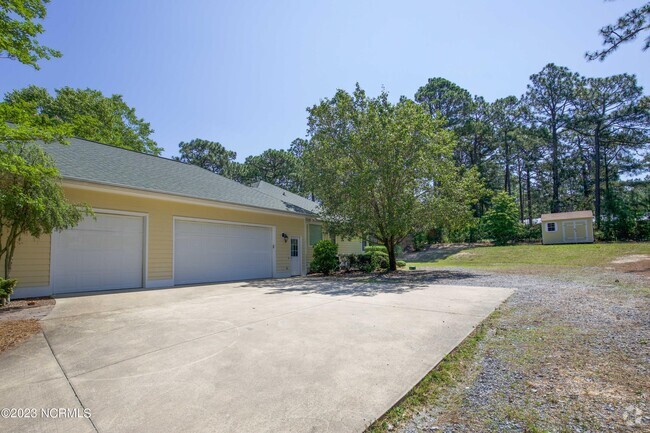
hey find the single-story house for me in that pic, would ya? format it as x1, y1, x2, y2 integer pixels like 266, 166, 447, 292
10, 138, 363, 298
541, 210, 594, 244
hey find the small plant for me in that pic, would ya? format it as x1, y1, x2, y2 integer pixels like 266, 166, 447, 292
0, 278, 17, 306
396, 260, 406, 268
310, 240, 339, 275
361, 245, 389, 272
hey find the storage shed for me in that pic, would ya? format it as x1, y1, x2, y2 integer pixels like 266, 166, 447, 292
541, 211, 594, 244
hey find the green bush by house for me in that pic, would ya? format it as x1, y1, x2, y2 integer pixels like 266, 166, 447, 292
310, 240, 339, 275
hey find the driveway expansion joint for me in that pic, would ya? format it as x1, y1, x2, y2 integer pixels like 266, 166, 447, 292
41, 329, 100, 433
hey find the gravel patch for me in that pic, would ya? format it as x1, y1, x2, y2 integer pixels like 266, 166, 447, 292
378, 268, 650, 433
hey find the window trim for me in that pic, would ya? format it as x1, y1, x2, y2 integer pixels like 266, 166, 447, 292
546, 222, 556, 232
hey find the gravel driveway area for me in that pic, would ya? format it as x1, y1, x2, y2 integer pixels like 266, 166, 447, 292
382, 269, 650, 432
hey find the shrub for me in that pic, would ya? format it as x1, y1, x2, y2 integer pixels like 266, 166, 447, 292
481, 192, 523, 246
310, 240, 339, 275
362, 245, 389, 272
0, 278, 17, 306
396, 260, 406, 268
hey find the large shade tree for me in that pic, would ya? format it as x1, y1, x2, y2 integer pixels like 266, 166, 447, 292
0, 0, 61, 69
303, 85, 481, 270
4, 86, 161, 155
173, 138, 236, 175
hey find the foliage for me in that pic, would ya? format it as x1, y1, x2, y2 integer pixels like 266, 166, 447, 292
0, 0, 61, 69
0, 143, 92, 278
231, 148, 303, 192
396, 260, 406, 268
363, 245, 389, 271
309, 240, 338, 275
415, 77, 473, 128
4, 86, 161, 155
481, 192, 522, 246
304, 84, 481, 271
173, 138, 236, 175
0, 277, 17, 305
587, 2, 650, 61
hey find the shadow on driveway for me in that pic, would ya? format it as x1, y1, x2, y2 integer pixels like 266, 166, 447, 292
240, 269, 478, 297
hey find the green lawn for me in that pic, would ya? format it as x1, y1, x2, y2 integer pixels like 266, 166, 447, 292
407, 242, 650, 271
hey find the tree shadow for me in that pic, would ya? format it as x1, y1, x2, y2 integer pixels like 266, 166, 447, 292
240, 269, 478, 297
400, 243, 481, 263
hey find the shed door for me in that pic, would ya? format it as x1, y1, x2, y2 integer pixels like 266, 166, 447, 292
174, 219, 274, 285
52, 213, 144, 294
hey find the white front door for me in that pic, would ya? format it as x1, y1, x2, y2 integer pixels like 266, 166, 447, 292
562, 221, 588, 243
290, 237, 301, 276
174, 219, 274, 285
52, 213, 145, 294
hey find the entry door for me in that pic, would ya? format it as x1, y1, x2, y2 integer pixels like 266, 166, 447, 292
52, 213, 144, 294
562, 222, 575, 242
290, 237, 301, 276
573, 221, 587, 242
563, 221, 587, 243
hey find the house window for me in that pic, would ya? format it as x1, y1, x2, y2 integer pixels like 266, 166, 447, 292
309, 224, 322, 246
290, 238, 299, 257
546, 222, 556, 232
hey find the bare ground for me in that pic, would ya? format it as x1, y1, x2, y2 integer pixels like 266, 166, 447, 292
0, 297, 55, 353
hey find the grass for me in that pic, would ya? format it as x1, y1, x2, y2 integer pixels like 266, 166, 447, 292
365, 310, 501, 433
407, 242, 650, 272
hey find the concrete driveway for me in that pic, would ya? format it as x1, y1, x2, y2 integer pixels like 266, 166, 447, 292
0, 277, 513, 433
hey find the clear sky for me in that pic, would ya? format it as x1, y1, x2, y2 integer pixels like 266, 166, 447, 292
3, 0, 649, 160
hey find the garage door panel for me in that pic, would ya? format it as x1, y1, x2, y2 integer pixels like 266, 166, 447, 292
174, 220, 273, 285
53, 213, 144, 294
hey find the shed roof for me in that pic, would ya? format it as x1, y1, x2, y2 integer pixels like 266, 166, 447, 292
41, 138, 317, 216
540, 211, 594, 222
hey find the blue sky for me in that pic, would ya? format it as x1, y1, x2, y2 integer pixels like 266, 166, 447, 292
3, 0, 649, 160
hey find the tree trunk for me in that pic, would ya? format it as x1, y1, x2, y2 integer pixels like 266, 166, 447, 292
384, 239, 397, 272
526, 165, 533, 226
517, 159, 524, 223
504, 135, 511, 194
551, 125, 560, 212
594, 126, 601, 229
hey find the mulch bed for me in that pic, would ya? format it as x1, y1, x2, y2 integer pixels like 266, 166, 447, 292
0, 297, 55, 353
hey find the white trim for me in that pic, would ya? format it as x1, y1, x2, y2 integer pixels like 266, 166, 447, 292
12, 286, 52, 299
303, 218, 308, 275
290, 235, 302, 277
63, 179, 309, 220
146, 279, 174, 289
172, 216, 277, 284
50, 208, 149, 294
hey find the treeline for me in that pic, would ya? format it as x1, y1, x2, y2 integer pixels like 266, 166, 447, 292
176, 63, 649, 242
413, 63, 649, 241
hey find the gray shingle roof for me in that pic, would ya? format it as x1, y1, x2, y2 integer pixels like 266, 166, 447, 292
42, 138, 316, 216
251, 181, 320, 213
541, 211, 594, 222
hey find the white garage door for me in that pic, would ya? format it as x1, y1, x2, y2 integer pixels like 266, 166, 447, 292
174, 219, 273, 285
52, 213, 144, 294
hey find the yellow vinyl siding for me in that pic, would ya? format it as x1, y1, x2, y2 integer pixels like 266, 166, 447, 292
10, 234, 50, 287
11, 181, 308, 292
337, 238, 364, 255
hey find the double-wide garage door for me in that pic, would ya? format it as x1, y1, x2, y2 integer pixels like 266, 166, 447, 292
52, 213, 144, 294
174, 219, 274, 285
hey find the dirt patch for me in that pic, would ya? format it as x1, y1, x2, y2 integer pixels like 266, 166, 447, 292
0, 297, 55, 321
0, 297, 54, 353
0, 319, 41, 353
611, 255, 650, 277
